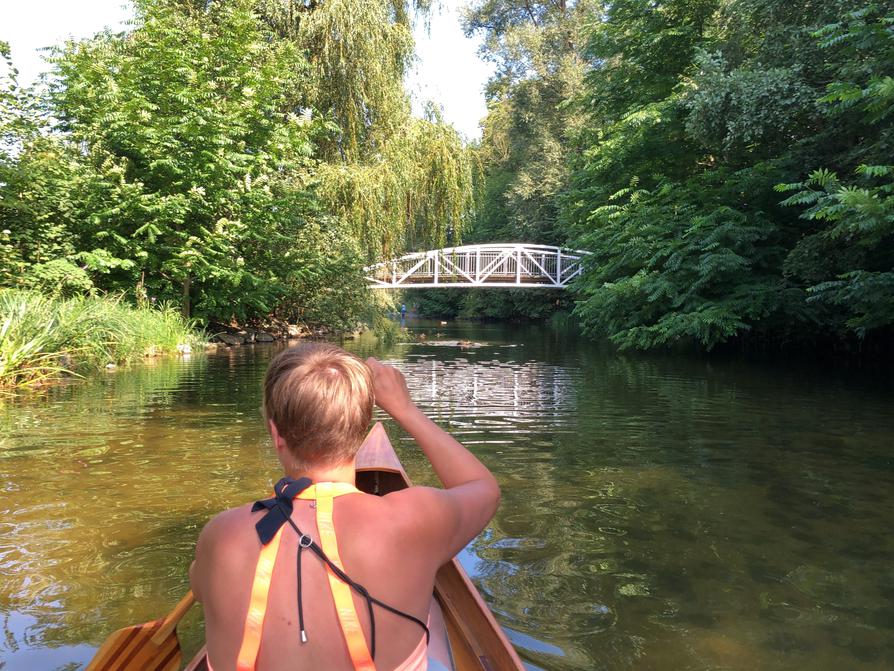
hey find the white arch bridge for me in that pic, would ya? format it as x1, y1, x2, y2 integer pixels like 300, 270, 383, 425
365, 243, 589, 289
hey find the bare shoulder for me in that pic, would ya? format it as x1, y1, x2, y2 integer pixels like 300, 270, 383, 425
380, 485, 449, 516
374, 486, 456, 539
191, 503, 256, 602
373, 481, 499, 564
195, 503, 257, 563
200, 503, 254, 541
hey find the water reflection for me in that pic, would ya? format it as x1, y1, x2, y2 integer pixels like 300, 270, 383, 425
1, 324, 893, 671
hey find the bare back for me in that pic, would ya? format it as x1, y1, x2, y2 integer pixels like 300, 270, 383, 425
191, 485, 451, 671
193, 354, 501, 670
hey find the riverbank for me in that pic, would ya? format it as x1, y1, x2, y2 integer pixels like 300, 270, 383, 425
0, 288, 389, 393
0, 289, 203, 392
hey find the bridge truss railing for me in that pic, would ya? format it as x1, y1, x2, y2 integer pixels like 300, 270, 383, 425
365, 243, 589, 289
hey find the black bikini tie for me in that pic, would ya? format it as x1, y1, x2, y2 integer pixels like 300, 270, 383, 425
252, 476, 313, 544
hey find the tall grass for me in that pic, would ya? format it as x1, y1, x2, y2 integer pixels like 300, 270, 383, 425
366, 289, 411, 346
372, 315, 410, 346
0, 289, 204, 391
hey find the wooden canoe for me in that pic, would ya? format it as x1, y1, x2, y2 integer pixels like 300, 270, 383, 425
179, 421, 524, 670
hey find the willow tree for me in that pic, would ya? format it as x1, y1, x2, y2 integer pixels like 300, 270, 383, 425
255, 0, 476, 259
463, 0, 595, 245
410, 0, 595, 321
316, 110, 477, 259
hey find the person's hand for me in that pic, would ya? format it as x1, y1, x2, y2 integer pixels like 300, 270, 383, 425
366, 357, 415, 420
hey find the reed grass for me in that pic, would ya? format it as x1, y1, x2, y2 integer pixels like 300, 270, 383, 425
0, 289, 204, 391
372, 315, 411, 346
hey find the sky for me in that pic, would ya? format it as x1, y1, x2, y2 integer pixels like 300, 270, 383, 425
2, 0, 494, 139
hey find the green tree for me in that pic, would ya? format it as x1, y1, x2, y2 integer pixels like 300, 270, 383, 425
0, 42, 84, 288
40, 0, 326, 319
423, 0, 595, 321
256, 0, 476, 260
566, 0, 894, 349
777, 7, 894, 337
464, 0, 594, 244
573, 168, 800, 349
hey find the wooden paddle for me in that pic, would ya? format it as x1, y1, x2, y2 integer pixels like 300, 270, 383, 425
86, 591, 196, 671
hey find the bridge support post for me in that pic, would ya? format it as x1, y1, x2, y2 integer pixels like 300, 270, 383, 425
557, 250, 563, 286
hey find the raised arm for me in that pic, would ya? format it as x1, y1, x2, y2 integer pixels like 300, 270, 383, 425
366, 358, 500, 562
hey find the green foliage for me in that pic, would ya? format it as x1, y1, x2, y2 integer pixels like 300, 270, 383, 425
317, 112, 477, 259
1, 0, 479, 338
0, 43, 78, 285
807, 271, 894, 335
414, 285, 571, 322
0, 228, 22, 288
573, 169, 793, 349
294, 0, 415, 160
457, 0, 595, 321
256, 0, 477, 260
778, 163, 894, 334
684, 51, 815, 158
565, 1, 894, 350
273, 222, 370, 332
372, 315, 411, 346
413, 288, 464, 318
774, 7, 894, 338
583, 0, 719, 123
0, 289, 203, 390
0, 40, 41, 158
814, 7, 894, 125
25, 259, 95, 297
41, 0, 321, 320
465, 0, 595, 244
0, 292, 73, 391
458, 289, 567, 320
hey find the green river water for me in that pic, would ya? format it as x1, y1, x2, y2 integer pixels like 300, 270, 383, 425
1, 320, 893, 670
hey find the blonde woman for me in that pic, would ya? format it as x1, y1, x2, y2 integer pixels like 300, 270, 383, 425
190, 343, 500, 671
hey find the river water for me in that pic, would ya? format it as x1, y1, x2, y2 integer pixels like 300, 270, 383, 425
1, 320, 893, 670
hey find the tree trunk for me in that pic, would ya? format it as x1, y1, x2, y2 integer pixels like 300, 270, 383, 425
181, 275, 191, 320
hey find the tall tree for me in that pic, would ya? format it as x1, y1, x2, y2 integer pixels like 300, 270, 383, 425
777, 6, 894, 337
566, 0, 894, 349
4, 0, 329, 319
255, 0, 477, 259
464, 0, 595, 244
415, 0, 596, 321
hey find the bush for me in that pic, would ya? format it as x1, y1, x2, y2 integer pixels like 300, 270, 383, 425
0, 289, 204, 391
25, 259, 94, 297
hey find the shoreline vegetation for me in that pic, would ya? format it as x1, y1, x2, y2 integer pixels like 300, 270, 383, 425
0, 289, 203, 392
432, 2, 894, 351
3, 0, 892, 387
0, 287, 403, 393
0, 0, 475, 395
0, 288, 400, 393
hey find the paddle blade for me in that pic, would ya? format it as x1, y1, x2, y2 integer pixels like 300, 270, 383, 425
85, 619, 183, 671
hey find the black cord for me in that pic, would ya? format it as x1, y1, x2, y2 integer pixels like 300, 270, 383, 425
282, 516, 431, 660
296, 543, 307, 643
366, 594, 376, 659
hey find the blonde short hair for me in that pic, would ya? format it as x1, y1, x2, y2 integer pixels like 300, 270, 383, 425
263, 343, 373, 467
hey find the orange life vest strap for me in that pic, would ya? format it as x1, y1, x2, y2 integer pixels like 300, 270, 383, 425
315, 482, 377, 671
236, 526, 284, 671
294, 482, 361, 500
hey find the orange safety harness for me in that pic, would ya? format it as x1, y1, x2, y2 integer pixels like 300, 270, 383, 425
235, 477, 429, 671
